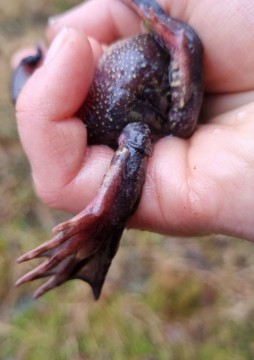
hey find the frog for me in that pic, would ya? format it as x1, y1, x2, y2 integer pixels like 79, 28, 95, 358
12, 0, 203, 300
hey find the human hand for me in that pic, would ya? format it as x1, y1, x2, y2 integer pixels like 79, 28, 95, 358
14, 0, 254, 241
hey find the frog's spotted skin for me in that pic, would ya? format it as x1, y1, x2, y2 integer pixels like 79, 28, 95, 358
78, 34, 171, 148
13, 0, 203, 300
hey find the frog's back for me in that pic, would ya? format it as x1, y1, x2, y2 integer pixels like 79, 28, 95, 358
77, 34, 171, 149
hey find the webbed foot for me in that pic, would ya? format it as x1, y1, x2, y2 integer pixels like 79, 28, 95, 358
16, 122, 152, 299
11, 46, 44, 104
16, 210, 124, 299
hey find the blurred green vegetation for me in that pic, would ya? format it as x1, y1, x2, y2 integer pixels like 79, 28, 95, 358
1, 0, 254, 359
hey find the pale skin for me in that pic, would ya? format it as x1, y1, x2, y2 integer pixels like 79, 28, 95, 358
14, 0, 254, 241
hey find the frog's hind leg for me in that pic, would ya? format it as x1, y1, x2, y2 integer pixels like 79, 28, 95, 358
122, 0, 204, 137
16, 122, 152, 299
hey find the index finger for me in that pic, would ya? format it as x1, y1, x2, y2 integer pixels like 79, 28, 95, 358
47, 0, 141, 44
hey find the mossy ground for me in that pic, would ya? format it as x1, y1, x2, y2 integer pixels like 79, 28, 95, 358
1, 1, 254, 359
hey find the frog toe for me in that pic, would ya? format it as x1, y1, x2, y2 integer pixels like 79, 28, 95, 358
16, 211, 124, 299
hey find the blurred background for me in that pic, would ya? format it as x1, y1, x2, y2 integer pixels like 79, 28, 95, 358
1, 1, 254, 359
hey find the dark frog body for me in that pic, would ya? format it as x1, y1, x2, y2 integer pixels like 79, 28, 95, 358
79, 34, 172, 148
13, 0, 203, 299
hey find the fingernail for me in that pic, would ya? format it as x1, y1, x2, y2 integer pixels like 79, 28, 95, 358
44, 27, 69, 65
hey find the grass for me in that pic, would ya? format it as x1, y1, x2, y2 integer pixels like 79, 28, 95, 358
1, 0, 254, 359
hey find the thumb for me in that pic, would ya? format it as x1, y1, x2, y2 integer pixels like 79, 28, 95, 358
16, 28, 98, 203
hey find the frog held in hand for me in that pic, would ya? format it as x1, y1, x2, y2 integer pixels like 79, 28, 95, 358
13, 0, 204, 300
